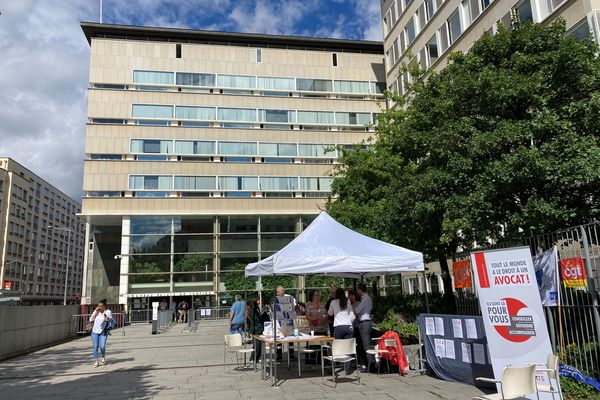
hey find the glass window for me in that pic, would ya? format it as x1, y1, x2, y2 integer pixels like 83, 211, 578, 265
297, 111, 334, 124
220, 216, 258, 233
393, 38, 400, 62
466, 0, 481, 22
257, 76, 295, 91
418, 3, 427, 29
129, 175, 172, 190
175, 140, 215, 155
333, 80, 371, 94
298, 144, 335, 157
482, 0, 491, 9
258, 109, 295, 123
448, 10, 462, 44
296, 78, 333, 92
256, 48, 262, 63
130, 255, 171, 273
427, 35, 439, 65
567, 18, 591, 41
174, 176, 216, 190
426, 0, 436, 19
131, 139, 173, 154
174, 216, 213, 234
217, 107, 256, 122
319, 177, 333, 191
175, 72, 215, 87
259, 143, 297, 156
218, 142, 257, 155
371, 82, 386, 94
175, 106, 216, 120
218, 176, 259, 191
133, 70, 174, 85
217, 75, 256, 89
548, 0, 564, 11
406, 18, 416, 45
336, 112, 372, 125
132, 104, 173, 119
514, 0, 532, 22
259, 177, 298, 191
130, 216, 173, 235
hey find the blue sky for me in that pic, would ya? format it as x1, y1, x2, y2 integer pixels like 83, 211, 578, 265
97, 0, 382, 40
0, 0, 382, 201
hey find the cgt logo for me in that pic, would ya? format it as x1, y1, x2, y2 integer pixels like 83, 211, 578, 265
561, 257, 587, 288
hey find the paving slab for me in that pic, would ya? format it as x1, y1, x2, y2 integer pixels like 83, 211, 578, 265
0, 322, 488, 399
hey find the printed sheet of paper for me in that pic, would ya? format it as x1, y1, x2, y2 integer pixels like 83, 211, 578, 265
452, 319, 464, 338
425, 317, 435, 335
435, 317, 445, 336
473, 343, 486, 364
444, 339, 456, 359
434, 338, 445, 358
461, 342, 472, 363
465, 318, 478, 339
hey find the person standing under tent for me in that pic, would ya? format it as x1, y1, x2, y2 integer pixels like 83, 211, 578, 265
354, 283, 373, 373
328, 288, 356, 374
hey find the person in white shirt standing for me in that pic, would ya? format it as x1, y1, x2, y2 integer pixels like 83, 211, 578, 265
354, 283, 373, 372
89, 299, 113, 367
328, 288, 356, 375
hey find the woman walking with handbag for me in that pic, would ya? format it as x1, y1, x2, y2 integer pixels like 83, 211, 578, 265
89, 299, 113, 367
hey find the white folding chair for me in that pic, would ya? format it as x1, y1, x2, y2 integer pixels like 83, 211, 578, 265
366, 337, 390, 376
532, 354, 563, 400
474, 364, 540, 400
322, 338, 360, 387
224, 333, 254, 372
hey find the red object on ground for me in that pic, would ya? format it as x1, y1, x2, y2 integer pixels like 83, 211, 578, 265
377, 330, 409, 374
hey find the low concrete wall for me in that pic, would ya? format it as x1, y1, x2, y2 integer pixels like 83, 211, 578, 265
0, 305, 80, 360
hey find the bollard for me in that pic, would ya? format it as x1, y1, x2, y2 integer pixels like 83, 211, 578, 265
151, 301, 159, 334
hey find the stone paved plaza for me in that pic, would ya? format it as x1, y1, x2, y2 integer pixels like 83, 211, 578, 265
0, 323, 487, 400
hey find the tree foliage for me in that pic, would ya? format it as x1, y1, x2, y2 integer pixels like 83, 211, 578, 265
327, 21, 600, 298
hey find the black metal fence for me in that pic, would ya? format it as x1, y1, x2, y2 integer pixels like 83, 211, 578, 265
453, 222, 600, 377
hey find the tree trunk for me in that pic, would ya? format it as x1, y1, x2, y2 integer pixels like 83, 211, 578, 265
438, 256, 456, 313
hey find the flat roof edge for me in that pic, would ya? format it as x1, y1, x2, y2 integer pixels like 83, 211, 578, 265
80, 22, 384, 54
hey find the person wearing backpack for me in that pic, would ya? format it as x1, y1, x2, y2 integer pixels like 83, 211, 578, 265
89, 299, 113, 367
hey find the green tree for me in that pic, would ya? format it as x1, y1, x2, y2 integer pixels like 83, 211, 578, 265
328, 20, 600, 304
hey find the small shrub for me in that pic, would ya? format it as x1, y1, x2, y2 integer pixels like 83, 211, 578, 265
561, 376, 600, 400
376, 309, 419, 344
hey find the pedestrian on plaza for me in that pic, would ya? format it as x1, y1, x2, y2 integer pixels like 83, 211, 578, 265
348, 289, 364, 366
178, 300, 189, 323
89, 299, 113, 367
354, 283, 373, 372
229, 294, 246, 335
275, 285, 297, 358
170, 300, 177, 322
328, 288, 356, 374
159, 298, 168, 311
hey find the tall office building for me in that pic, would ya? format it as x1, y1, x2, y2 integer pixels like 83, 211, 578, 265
381, 0, 596, 95
0, 157, 85, 305
80, 23, 386, 309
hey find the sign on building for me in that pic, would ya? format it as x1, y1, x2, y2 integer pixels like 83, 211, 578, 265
561, 257, 587, 288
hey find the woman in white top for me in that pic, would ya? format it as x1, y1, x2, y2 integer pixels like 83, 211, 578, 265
328, 288, 356, 339
89, 299, 113, 367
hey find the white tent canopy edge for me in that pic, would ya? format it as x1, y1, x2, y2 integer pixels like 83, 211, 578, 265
245, 211, 424, 278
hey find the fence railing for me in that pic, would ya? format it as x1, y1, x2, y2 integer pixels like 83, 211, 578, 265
127, 309, 152, 324
71, 313, 126, 336
453, 222, 600, 378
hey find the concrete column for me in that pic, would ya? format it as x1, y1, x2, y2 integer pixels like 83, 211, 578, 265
118, 216, 130, 306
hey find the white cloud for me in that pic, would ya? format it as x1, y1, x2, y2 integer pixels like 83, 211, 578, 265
0, 0, 96, 201
228, 0, 320, 35
353, 0, 383, 41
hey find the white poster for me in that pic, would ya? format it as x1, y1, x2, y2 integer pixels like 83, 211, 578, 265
434, 338, 445, 358
434, 317, 445, 335
461, 342, 472, 363
465, 319, 478, 339
444, 339, 456, 359
471, 247, 553, 399
425, 317, 435, 335
452, 319, 463, 338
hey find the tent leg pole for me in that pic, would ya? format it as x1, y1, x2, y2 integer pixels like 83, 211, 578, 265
423, 271, 430, 313
273, 277, 278, 387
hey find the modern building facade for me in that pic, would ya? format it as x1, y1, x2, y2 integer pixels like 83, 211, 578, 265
0, 157, 85, 305
79, 23, 387, 309
381, 0, 597, 95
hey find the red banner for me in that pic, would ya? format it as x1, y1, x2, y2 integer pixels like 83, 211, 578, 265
560, 257, 587, 288
452, 259, 472, 289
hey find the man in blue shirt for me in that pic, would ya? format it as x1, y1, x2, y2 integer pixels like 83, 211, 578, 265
229, 294, 246, 335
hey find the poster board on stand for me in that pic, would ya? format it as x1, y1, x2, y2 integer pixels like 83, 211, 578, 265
471, 246, 554, 399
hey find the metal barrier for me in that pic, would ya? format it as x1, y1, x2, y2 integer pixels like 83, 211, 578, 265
191, 307, 230, 327
157, 310, 174, 332
72, 313, 126, 336
127, 309, 152, 324
452, 222, 600, 377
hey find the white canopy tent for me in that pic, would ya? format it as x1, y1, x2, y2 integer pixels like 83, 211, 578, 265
245, 211, 424, 277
